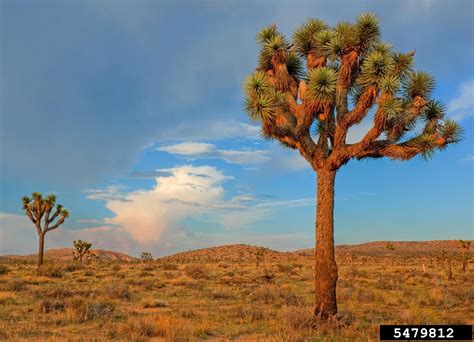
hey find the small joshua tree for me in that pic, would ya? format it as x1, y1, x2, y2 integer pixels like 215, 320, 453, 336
244, 13, 462, 319
140, 252, 154, 264
22, 192, 69, 272
386, 243, 395, 266
459, 240, 471, 272
255, 247, 266, 268
438, 249, 448, 267
73, 240, 92, 263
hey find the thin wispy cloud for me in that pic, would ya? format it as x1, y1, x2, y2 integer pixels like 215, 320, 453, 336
458, 154, 474, 162
157, 142, 271, 165
83, 186, 132, 202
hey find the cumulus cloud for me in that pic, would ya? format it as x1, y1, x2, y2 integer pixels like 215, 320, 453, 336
100, 165, 232, 244
448, 79, 474, 121
157, 142, 271, 165
88, 164, 314, 246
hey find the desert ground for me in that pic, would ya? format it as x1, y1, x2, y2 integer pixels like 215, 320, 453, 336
0, 241, 472, 341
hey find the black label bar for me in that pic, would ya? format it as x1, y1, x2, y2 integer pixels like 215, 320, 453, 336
380, 325, 472, 340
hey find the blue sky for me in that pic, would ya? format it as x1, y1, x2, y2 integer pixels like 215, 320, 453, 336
0, 0, 473, 257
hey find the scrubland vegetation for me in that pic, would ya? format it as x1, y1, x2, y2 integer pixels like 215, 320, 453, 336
0, 243, 472, 341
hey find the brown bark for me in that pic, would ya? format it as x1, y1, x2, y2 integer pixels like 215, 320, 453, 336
314, 169, 338, 319
37, 232, 45, 271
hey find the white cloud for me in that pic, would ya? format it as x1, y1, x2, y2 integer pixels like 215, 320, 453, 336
157, 142, 271, 165
448, 79, 474, 121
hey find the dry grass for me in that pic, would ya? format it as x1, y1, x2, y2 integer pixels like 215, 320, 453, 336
0, 248, 472, 341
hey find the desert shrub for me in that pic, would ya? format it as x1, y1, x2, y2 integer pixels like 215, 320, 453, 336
449, 287, 474, 302
232, 305, 264, 322
37, 299, 67, 313
123, 316, 158, 340
42, 286, 73, 300
0, 264, 9, 275
210, 289, 236, 300
69, 297, 115, 322
43, 264, 64, 278
143, 299, 168, 308
128, 277, 165, 290
249, 285, 300, 305
277, 263, 295, 273
111, 264, 121, 272
63, 262, 83, 272
161, 263, 178, 271
104, 283, 132, 301
83, 269, 94, 277
184, 265, 209, 279
278, 305, 314, 330
155, 316, 194, 341
8, 278, 27, 292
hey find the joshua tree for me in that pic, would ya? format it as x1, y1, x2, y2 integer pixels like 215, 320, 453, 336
386, 243, 395, 266
243, 14, 462, 319
459, 240, 471, 272
255, 247, 266, 267
140, 252, 154, 263
73, 240, 92, 263
22, 192, 69, 271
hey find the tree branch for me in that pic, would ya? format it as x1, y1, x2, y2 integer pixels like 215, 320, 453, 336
45, 216, 65, 233
355, 139, 421, 160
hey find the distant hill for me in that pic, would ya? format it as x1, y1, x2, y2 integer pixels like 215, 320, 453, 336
159, 244, 293, 263
1, 248, 136, 262
297, 240, 473, 256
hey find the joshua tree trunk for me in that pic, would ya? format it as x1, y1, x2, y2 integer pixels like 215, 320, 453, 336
37, 232, 45, 270
314, 169, 338, 319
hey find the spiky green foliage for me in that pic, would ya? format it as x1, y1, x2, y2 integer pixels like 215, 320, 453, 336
423, 100, 446, 121
286, 51, 304, 78
244, 71, 270, 96
357, 51, 393, 88
404, 71, 435, 98
245, 88, 284, 122
439, 119, 463, 144
257, 24, 277, 44
380, 75, 400, 95
307, 67, 337, 101
293, 19, 328, 56
262, 34, 288, 63
381, 98, 404, 119
410, 134, 437, 160
391, 51, 414, 79
354, 13, 380, 54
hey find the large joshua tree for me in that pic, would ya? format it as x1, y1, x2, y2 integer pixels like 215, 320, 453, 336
22, 192, 69, 271
244, 14, 462, 319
